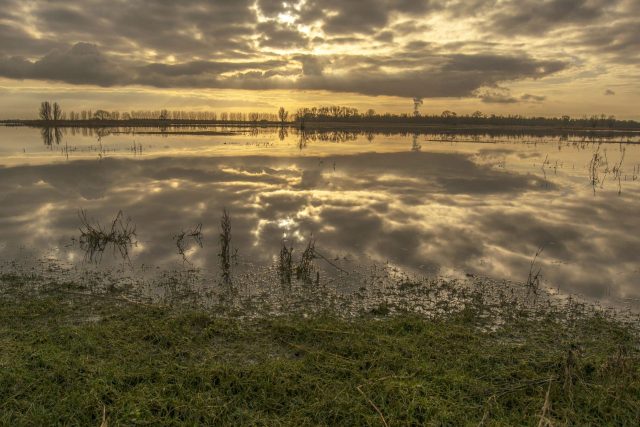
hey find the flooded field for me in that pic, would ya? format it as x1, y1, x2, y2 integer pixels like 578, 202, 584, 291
1, 125, 639, 312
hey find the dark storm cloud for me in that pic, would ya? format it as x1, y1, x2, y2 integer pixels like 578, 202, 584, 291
486, 0, 618, 35
569, 20, 640, 64
444, 54, 565, 76
0, 43, 124, 86
140, 59, 289, 78
294, 55, 327, 76
477, 90, 518, 104
375, 31, 395, 43
256, 0, 297, 17
479, 0, 640, 65
0, 42, 567, 97
26, 0, 257, 59
0, 23, 62, 55
256, 21, 309, 49
292, 54, 566, 98
0, 0, 636, 98
295, 0, 440, 35
477, 89, 547, 104
521, 94, 546, 102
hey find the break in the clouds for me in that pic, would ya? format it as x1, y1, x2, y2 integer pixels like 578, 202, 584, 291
0, 0, 638, 112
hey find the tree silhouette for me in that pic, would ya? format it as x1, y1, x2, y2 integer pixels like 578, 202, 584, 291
278, 107, 289, 123
93, 110, 111, 120
39, 102, 52, 121
52, 102, 62, 121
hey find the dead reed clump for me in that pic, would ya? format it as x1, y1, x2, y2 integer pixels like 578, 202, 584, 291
278, 239, 294, 285
610, 146, 625, 195
526, 246, 544, 304
296, 237, 317, 284
173, 223, 203, 264
588, 146, 604, 193
219, 209, 232, 283
78, 209, 137, 263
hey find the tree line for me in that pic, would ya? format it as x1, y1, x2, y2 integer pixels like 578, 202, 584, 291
69, 109, 281, 122
37, 102, 283, 123
293, 106, 639, 129
35, 101, 638, 129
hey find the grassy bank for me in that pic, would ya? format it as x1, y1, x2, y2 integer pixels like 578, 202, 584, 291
1, 287, 638, 426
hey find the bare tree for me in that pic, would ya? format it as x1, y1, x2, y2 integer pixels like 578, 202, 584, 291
39, 101, 52, 121
52, 102, 62, 121
278, 107, 289, 123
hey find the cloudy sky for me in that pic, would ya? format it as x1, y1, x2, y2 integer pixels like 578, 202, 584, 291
0, 0, 638, 118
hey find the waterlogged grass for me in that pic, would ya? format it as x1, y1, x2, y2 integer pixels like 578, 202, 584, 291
1, 288, 638, 426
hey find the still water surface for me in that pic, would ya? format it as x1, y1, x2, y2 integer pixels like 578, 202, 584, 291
0, 125, 639, 309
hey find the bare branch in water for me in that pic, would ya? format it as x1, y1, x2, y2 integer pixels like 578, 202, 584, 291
174, 223, 203, 264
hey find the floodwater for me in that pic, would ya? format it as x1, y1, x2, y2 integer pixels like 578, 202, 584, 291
0, 125, 639, 310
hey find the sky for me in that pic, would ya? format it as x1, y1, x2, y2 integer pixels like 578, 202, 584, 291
0, 0, 638, 119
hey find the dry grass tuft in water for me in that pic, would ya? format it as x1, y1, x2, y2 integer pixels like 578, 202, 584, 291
78, 209, 137, 263
526, 246, 544, 304
278, 239, 294, 285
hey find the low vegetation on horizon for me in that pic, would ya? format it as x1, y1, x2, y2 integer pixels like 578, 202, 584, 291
3, 101, 638, 130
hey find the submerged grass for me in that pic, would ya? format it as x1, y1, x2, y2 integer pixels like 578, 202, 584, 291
0, 280, 638, 426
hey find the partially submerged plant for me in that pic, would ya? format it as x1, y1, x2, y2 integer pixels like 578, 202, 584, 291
588, 146, 604, 193
296, 237, 316, 284
173, 223, 203, 264
78, 209, 137, 263
278, 239, 294, 285
526, 246, 544, 304
610, 146, 625, 195
219, 208, 232, 283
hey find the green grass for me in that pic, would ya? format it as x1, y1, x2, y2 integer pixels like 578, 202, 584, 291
0, 290, 638, 426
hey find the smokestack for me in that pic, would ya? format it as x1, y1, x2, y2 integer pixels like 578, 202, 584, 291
413, 97, 423, 116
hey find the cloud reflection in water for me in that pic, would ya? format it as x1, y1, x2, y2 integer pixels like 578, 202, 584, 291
0, 131, 639, 309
